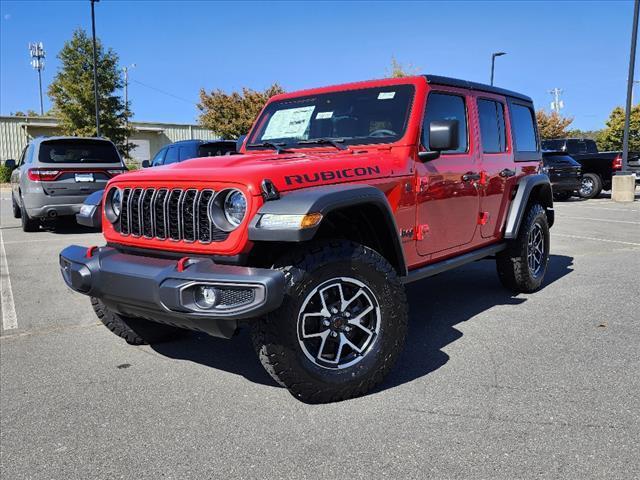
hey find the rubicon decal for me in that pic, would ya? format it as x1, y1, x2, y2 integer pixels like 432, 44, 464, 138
285, 166, 381, 185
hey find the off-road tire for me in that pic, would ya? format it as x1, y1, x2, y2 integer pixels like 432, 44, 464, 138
251, 240, 408, 404
11, 194, 21, 218
91, 297, 184, 345
496, 203, 550, 293
579, 173, 602, 199
20, 199, 39, 232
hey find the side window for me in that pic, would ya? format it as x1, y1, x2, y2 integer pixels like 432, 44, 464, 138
24, 144, 35, 165
477, 99, 506, 153
510, 104, 538, 152
164, 146, 179, 165
17, 146, 28, 166
178, 145, 196, 161
151, 147, 166, 166
423, 92, 468, 153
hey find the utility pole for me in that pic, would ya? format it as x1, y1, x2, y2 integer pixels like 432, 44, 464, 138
90, 0, 101, 137
490, 52, 506, 86
122, 64, 136, 127
28, 42, 45, 115
549, 88, 564, 113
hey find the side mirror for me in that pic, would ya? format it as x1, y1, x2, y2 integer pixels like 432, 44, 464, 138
4, 159, 16, 170
418, 120, 459, 161
141, 160, 150, 168
236, 135, 247, 153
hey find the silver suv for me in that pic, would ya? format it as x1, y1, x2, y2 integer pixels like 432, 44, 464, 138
6, 136, 126, 232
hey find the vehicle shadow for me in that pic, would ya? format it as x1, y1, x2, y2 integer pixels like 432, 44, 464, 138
150, 254, 575, 395
42, 216, 98, 234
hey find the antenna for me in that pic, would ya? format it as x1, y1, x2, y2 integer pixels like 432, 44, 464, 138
548, 87, 564, 113
28, 42, 46, 115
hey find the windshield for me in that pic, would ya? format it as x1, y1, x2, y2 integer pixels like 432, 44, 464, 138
247, 85, 415, 150
541, 140, 566, 152
39, 139, 121, 164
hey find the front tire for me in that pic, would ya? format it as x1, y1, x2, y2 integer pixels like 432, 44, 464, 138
496, 203, 550, 293
91, 297, 184, 345
251, 240, 408, 404
11, 194, 21, 218
579, 173, 602, 199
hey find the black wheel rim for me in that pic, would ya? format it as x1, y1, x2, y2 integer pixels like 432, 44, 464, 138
527, 223, 545, 277
297, 277, 381, 370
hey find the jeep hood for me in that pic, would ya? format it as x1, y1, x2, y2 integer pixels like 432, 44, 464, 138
112, 150, 398, 194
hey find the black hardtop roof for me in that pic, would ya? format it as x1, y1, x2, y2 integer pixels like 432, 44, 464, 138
424, 74, 532, 103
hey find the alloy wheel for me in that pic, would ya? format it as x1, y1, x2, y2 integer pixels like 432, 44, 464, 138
297, 277, 381, 370
527, 223, 545, 277
580, 177, 594, 197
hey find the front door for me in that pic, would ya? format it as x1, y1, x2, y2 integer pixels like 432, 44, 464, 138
416, 90, 480, 258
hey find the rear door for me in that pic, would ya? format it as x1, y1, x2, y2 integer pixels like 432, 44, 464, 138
36, 139, 124, 197
476, 96, 515, 239
416, 89, 480, 257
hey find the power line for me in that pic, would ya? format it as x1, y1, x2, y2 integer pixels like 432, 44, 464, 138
130, 79, 196, 105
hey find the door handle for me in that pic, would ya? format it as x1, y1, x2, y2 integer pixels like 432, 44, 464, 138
462, 172, 481, 182
499, 168, 516, 178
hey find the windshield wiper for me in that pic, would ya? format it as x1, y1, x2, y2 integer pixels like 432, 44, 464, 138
296, 138, 347, 150
246, 141, 293, 154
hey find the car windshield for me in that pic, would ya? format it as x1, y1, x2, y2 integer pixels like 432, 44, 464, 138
541, 140, 566, 151
39, 139, 121, 164
247, 85, 415, 150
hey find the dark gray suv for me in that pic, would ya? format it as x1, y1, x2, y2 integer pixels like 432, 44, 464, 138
6, 136, 126, 231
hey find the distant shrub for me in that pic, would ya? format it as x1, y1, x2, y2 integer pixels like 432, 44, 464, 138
0, 165, 12, 183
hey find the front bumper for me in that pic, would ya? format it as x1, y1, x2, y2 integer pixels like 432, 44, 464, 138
59, 245, 285, 338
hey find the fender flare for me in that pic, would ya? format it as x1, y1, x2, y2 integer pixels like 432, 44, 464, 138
248, 184, 407, 275
504, 174, 554, 239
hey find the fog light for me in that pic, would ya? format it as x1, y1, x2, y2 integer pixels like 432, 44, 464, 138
195, 285, 219, 309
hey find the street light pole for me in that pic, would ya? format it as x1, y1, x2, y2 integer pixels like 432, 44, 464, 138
490, 52, 506, 86
90, 0, 101, 137
621, 0, 638, 173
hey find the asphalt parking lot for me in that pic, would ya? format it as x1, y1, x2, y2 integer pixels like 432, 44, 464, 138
1, 188, 639, 480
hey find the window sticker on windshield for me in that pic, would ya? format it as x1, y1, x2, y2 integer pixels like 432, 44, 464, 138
262, 106, 316, 140
316, 111, 333, 120
378, 92, 396, 100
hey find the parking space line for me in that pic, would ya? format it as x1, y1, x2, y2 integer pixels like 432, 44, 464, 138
554, 233, 640, 247
0, 230, 18, 330
554, 205, 639, 213
557, 215, 640, 225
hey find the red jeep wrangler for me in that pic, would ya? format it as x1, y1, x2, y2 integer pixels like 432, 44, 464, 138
60, 75, 553, 403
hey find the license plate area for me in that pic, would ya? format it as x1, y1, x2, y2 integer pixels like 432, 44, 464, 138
75, 173, 94, 183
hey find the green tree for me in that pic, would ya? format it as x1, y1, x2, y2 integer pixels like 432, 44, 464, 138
536, 110, 574, 139
11, 109, 46, 117
48, 28, 133, 156
386, 56, 420, 78
596, 105, 640, 152
197, 84, 284, 138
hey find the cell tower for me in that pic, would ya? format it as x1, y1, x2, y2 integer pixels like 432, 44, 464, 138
549, 88, 564, 113
28, 42, 46, 115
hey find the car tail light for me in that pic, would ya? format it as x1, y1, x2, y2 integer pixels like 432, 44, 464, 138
27, 168, 61, 181
612, 156, 622, 170
107, 169, 126, 177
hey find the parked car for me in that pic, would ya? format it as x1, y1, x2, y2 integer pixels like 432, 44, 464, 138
541, 151, 582, 200
541, 138, 640, 199
145, 139, 237, 168
5, 137, 126, 232
76, 139, 239, 229
60, 75, 553, 403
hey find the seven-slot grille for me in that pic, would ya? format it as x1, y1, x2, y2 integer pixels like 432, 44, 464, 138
118, 187, 229, 243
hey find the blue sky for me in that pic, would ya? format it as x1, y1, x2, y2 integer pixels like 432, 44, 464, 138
1, 0, 637, 130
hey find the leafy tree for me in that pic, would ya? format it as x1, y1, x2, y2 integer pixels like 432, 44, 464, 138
48, 28, 133, 156
11, 109, 46, 117
386, 56, 420, 78
197, 84, 284, 139
596, 105, 640, 152
535, 110, 574, 139
565, 128, 603, 142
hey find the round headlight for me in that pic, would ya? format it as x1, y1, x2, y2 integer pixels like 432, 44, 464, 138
223, 190, 247, 227
112, 188, 122, 217
105, 187, 122, 224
